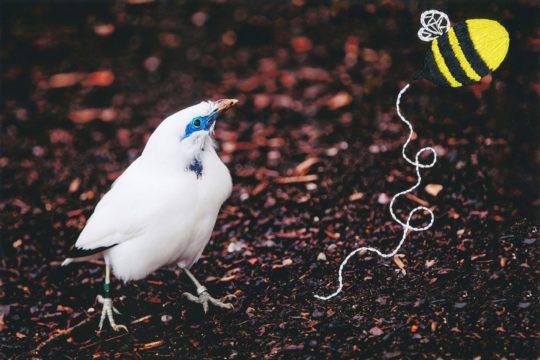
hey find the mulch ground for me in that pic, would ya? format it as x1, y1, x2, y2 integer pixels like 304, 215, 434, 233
1, 1, 538, 359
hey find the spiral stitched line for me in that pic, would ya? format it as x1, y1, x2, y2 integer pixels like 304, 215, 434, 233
314, 83, 436, 300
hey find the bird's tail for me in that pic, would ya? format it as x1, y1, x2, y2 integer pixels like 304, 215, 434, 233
61, 258, 74, 266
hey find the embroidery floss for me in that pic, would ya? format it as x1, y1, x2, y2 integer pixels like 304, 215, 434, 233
314, 10, 510, 301
314, 84, 435, 300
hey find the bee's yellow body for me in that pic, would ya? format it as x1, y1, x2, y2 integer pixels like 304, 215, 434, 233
420, 19, 509, 87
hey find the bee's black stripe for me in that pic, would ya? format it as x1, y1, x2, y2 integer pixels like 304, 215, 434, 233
437, 32, 474, 85
424, 48, 450, 86
453, 22, 490, 76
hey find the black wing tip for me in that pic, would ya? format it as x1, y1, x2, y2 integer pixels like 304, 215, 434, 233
65, 244, 116, 259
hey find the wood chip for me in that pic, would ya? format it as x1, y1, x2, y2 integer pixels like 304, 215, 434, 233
324, 230, 340, 240
66, 209, 82, 217
145, 297, 161, 304
393, 255, 406, 274
139, 340, 164, 350
49, 72, 84, 88
283, 344, 304, 351
68, 178, 81, 193
290, 36, 312, 53
327, 91, 352, 110
272, 258, 293, 269
219, 274, 238, 282
100, 109, 116, 123
405, 193, 430, 207
84, 70, 115, 87
282, 258, 293, 266
293, 157, 320, 176
425, 183, 444, 196
251, 181, 268, 196
275, 175, 318, 184
348, 192, 364, 201
68, 108, 117, 124
68, 109, 101, 124
56, 305, 73, 313
94, 24, 115, 37
377, 193, 390, 204
131, 315, 152, 324
470, 253, 486, 261
369, 326, 384, 336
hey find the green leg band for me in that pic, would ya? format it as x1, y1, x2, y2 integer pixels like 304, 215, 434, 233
103, 282, 110, 297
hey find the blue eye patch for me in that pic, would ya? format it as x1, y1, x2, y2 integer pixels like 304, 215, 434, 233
183, 110, 219, 139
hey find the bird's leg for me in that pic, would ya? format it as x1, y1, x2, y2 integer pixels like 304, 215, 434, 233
96, 263, 128, 333
180, 266, 236, 313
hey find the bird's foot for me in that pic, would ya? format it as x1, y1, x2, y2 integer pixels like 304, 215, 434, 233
96, 295, 128, 333
182, 286, 236, 313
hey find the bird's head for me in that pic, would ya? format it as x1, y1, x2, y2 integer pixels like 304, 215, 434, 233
180, 98, 238, 142
143, 98, 238, 165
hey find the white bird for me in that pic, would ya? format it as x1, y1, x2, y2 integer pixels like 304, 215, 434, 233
62, 99, 238, 332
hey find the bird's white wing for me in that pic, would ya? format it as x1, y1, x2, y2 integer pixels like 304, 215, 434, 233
73, 158, 183, 251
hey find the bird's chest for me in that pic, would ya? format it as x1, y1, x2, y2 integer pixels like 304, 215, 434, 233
185, 152, 232, 199
157, 152, 232, 240
162, 152, 231, 265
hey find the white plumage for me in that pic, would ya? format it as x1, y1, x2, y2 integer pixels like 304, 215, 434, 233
63, 99, 238, 331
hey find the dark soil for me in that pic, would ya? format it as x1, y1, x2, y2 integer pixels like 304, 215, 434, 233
1, 1, 538, 359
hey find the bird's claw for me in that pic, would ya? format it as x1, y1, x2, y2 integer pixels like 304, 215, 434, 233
110, 324, 128, 332
182, 290, 235, 313
96, 295, 128, 333
220, 294, 237, 302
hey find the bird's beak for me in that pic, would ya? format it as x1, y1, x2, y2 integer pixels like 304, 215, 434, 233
205, 99, 238, 132
214, 99, 238, 114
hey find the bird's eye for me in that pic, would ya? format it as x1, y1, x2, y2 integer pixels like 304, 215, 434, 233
193, 118, 201, 128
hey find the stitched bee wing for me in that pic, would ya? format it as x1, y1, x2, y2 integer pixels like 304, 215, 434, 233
417, 10, 451, 42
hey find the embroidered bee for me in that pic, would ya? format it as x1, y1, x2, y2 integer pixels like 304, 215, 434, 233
415, 10, 510, 87
315, 10, 511, 301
